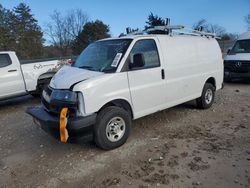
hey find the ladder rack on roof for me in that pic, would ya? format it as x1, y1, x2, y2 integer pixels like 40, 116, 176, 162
146, 25, 185, 32
124, 25, 218, 39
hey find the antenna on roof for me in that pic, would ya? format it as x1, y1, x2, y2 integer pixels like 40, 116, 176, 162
126, 27, 143, 35
126, 27, 130, 34
166, 18, 170, 26
198, 26, 204, 32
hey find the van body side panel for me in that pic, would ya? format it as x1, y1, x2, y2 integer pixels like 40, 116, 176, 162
73, 72, 133, 117
158, 36, 223, 108
160, 36, 201, 106
196, 38, 223, 90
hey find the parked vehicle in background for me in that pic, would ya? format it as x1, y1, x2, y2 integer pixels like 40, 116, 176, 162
27, 26, 223, 150
224, 32, 250, 81
0, 51, 67, 100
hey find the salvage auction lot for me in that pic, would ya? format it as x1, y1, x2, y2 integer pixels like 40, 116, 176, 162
0, 82, 249, 188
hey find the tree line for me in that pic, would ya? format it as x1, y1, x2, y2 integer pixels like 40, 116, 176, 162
0, 3, 110, 59
0, 3, 43, 59
0, 3, 250, 60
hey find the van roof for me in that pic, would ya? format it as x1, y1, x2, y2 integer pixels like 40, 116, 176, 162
238, 32, 250, 40
99, 35, 162, 41
0, 51, 15, 54
99, 34, 215, 42
100, 25, 218, 42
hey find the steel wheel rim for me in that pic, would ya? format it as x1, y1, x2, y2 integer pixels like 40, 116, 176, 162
106, 117, 126, 142
205, 89, 213, 104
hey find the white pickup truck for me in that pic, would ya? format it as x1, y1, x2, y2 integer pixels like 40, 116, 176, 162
0, 51, 61, 100
27, 27, 223, 150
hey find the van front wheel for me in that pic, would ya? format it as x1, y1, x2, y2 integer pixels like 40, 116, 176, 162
196, 83, 215, 109
94, 106, 131, 150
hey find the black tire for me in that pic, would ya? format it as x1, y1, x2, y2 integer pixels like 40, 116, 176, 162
94, 106, 131, 150
196, 83, 215, 109
30, 92, 40, 98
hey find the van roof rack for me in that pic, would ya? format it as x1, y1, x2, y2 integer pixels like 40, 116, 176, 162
173, 28, 218, 38
146, 25, 185, 32
122, 22, 218, 39
124, 25, 185, 36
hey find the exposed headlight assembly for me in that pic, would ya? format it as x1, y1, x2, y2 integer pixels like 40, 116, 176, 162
50, 90, 77, 105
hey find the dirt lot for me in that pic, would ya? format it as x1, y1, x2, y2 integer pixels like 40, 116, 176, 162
0, 82, 250, 188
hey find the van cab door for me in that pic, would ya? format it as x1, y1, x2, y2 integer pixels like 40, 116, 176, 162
126, 39, 166, 118
0, 53, 26, 99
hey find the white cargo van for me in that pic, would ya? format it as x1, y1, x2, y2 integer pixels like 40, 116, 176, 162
27, 27, 223, 150
224, 32, 250, 81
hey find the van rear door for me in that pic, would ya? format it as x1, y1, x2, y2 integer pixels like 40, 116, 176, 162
126, 39, 166, 118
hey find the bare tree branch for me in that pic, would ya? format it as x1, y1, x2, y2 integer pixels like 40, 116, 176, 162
245, 14, 250, 31
192, 19, 226, 37
45, 9, 88, 56
66, 9, 89, 37
192, 19, 208, 31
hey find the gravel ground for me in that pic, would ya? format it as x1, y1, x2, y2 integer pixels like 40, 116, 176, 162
0, 81, 250, 188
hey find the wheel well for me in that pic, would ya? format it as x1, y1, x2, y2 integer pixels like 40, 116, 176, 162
99, 99, 133, 119
206, 77, 216, 89
37, 72, 55, 88
38, 72, 55, 80
36, 73, 54, 93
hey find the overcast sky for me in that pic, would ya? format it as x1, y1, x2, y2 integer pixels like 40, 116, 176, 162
1, 0, 250, 39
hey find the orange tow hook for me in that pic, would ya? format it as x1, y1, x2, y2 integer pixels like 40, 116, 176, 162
60, 108, 69, 143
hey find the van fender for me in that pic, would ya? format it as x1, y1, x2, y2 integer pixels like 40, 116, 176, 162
96, 98, 134, 119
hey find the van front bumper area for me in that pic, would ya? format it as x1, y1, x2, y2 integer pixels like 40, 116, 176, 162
224, 70, 250, 79
26, 107, 96, 143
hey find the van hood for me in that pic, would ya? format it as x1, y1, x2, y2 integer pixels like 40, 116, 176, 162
224, 53, 250, 61
49, 66, 104, 89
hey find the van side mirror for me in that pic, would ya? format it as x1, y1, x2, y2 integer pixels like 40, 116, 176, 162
130, 53, 145, 69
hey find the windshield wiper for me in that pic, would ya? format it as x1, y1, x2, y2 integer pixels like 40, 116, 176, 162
78, 65, 95, 70
102, 67, 116, 73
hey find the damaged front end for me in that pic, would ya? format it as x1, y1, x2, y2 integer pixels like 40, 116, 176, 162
26, 86, 96, 143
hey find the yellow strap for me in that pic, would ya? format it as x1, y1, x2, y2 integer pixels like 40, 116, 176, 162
60, 108, 68, 143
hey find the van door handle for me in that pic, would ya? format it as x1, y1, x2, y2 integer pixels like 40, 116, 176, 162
8, 69, 17, 72
161, 69, 165, 80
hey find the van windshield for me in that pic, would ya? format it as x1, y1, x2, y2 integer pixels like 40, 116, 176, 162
230, 39, 250, 54
73, 39, 132, 73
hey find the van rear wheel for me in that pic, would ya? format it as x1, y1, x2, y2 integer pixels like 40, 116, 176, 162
196, 83, 215, 109
94, 106, 131, 150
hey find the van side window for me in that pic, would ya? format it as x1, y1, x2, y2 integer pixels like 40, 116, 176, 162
0, 54, 12, 68
129, 39, 160, 69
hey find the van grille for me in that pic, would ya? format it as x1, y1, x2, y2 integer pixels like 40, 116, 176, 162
224, 60, 250, 73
